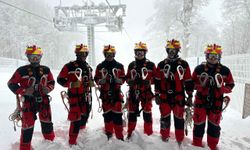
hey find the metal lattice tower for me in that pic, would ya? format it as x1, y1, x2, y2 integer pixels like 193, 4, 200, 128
53, 1, 126, 66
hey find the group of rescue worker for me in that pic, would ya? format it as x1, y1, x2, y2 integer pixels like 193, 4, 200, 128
7, 39, 234, 150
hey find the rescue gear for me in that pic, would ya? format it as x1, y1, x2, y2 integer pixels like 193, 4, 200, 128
126, 58, 156, 137
26, 54, 42, 60
9, 95, 22, 131
205, 44, 222, 55
57, 58, 94, 145
94, 59, 125, 140
103, 44, 116, 53
134, 42, 148, 52
166, 39, 181, 49
184, 106, 193, 136
192, 60, 235, 149
60, 91, 69, 112
155, 57, 194, 143
155, 94, 161, 105
75, 44, 89, 53
222, 96, 230, 111
8, 64, 55, 150
25, 45, 43, 55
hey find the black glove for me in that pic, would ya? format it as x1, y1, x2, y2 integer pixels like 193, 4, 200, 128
115, 78, 123, 84
24, 86, 34, 96
39, 85, 50, 95
142, 80, 150, 86
185, 95, 193, 107
155, 94, 161, 105
127, 80, 134, 86
70, 80, 82, 88
99, 78, 106, 85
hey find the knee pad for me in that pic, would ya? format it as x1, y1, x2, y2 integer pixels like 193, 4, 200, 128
71, 120, 81, 134
194, 122, 205, 138
113, 113, 123, 125
160, 115, 170, 129
128, 112, 137, 122
80, 114, 88, 127
103, 111, 113, 123
41, 121, 53, 134
174, 116, 184, 130
207, 121, 221, 138
22, 127, 34, 143
143, 111, 152, 123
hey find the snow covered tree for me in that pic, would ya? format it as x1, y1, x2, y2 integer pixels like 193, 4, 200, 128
221, 0, 250, 55
0, 0, 84, 69
147, 0, 208, 58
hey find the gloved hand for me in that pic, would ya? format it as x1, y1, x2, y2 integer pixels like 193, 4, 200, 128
155, 94, 161, 105
70, 80, 82, 88
223, 96, 230, 103
98, 78, 106, 85
115, 78, 123, 84
127, 79, 134, 86
40, 86, 50, 95
24, 86, 34, 96
219, 86, 232, 94
89, 80, 95, 87
185, 95, 193, 107
10, 108, 21, 121
142, 80, 150, 86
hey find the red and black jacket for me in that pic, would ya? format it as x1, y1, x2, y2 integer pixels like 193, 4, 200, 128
8, 64, 55, 97
94, 59, 125, 103
155, 58, 194, 106
126, 59, 156, 102
192, 62, 235, 112
57, 60, 93, 98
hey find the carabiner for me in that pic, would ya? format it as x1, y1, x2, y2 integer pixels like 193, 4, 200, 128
75, 68, 82, 81
112, 68, 118, 79
141, 67, 148, 80
101, 68, 108, 79
215, 73, 223, 88
131, 69, 137, 80
163, 64, 171, 79
177, 65, 184, 80
28, 77, 36, 87
199, 72, 209, 87
40, 75, 48, 86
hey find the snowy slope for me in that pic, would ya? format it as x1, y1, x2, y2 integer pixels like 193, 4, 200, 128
1, 67, 250, 150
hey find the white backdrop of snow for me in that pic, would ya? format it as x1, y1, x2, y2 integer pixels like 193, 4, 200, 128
0, 66, 250, 150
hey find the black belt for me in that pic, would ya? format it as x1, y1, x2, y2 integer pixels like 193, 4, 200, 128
160, 89, 184, 95
22, 102, 49, 112
195, 92, 223, 114
68, 91, 87, 98
70, 103, 80, 108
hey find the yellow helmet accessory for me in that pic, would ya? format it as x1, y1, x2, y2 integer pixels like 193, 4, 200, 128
25, 45, 43, 55
205, 44, 222, 55
166, 39, 181, 49
75, 44, 89, 53
103, 45, 116, 53
134, 42, 148, 52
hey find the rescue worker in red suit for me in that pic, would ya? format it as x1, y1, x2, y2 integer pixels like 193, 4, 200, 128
57, 44, 93, 145
8, 46, 55, 150
154, 39, 194, 144
191, 44, 234, 150
126, 42, 156, 139
94, 45, 125, 141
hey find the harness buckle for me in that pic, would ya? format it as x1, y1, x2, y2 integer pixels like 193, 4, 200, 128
135, 90, 140, 99
167, 90, 173, 94
108, 91, 112, 96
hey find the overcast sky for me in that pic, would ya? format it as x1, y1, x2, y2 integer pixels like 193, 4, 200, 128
44, 0, 223, 66
45, 0, 222, 38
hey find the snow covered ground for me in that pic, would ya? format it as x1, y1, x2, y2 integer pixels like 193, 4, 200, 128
1, 67, 250, 150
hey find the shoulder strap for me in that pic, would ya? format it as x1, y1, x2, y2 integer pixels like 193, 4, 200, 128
203, 62, 221, 73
